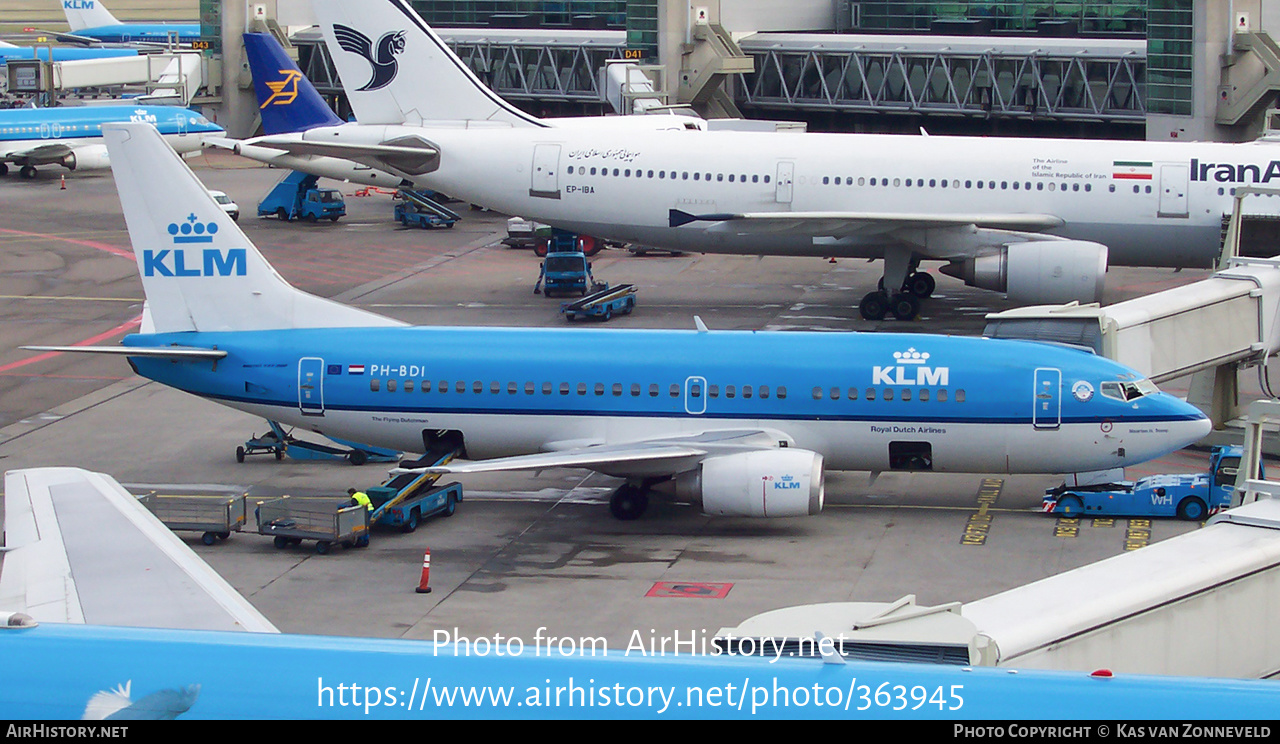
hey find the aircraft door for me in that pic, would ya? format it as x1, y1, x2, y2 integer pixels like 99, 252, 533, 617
530, 144, 561, 199
1033, 368, 1061, 430
1158, 163, 1189, 218
39, 122, 51, 139
684, 376, 707, 415
775, 161, 794, 204
298, 357, 325, 416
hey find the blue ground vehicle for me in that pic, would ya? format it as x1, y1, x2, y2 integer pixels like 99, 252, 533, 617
1043, 445, 1252, 520
393, 189, 460, 229
561, 283, 636, 322
366, 450, 463, 532
257, 171, 345, 222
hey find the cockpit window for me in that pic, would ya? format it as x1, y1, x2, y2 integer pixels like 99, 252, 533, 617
1100, 378, 1158, 402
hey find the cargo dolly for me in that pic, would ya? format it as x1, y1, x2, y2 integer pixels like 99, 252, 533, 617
255, 495, 370, 555
138, 493, 247, 546
560, 283, 636, 322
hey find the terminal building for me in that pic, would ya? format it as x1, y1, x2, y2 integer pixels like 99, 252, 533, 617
158, 0, 1277, 145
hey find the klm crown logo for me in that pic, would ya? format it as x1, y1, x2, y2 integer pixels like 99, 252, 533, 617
873, 347, 949, 386
143, 214, 245, 278
168, 213, 218, 244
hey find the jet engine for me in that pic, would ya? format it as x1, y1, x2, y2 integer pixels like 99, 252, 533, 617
940, 240, 1108, 304
61, 145, 110, 171
669, 449, 824, 517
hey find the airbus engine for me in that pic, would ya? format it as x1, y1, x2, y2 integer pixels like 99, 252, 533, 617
669, 449, 825, 518
940, 240, 1108, 304
61, 145, 111, 171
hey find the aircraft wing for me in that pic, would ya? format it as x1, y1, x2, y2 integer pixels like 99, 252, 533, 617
405, 429, 792, 478
0, 468, 278, 633
22, 344, 228, 360
2, 143, 73, 166
669, 209, 1065, 236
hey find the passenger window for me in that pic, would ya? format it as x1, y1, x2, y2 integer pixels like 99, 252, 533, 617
508, 382, 518, 394
386, 380, 397, 392
937, 389, 948, 402
455, 381, 465, 393
473, 381, 483, 393
776, 387, 786, 399
560, 383, 570, 395
669, 384, 680, 397
902, 388, 912, 401
812, 387, 823, 400
404, 380, 414, 392
631, 383, 641, 396
689, 383, 701, 398
726, 385, 736, 399
956, 389, 966, 402
422, 380, 431, 393
490, 381, 500, 394
577, 383, 587, 395
708, 384, 719, 398
649, 384, 660, 397
525, 382, 535, 395
371, 379, 380, 392
759, 386, 769, 399
612, 383, 622, 396
883, 389, 894, 401
919, 388, 930, 401
742, 386, 753, 399
439, 381, 448, 393
848, 387, 859, 400
594, 383, 604, 396
865, 388, 875, 400
543, 382, 553, 395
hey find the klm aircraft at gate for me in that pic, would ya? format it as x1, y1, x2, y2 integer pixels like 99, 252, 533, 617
59, 0, 201, 46
0, 105, 222, 179
28, 122, 1211, 522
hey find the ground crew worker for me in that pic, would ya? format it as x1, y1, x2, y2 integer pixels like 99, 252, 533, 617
348, 487, 372, 511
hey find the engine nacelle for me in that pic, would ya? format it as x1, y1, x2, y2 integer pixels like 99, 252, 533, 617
941, 240, 1107, 304
671, 449, 824, 518
61, 145, 111, 172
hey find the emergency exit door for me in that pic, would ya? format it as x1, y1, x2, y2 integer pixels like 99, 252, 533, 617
1158, 163, 1189, 218
530, 144, 561, 199
299, 357, 325, 416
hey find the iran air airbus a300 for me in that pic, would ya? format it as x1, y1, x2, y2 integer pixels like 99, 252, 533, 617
0, 104, 221, 179
235, 0, 1280, 320
27, 122, 1210, 521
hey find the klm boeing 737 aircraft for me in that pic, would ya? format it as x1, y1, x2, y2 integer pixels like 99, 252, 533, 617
0, 39, 137, 64
0, 104, 222, 178
28, 122, 1210, 521
235, 0, 1280, 320
58, 0, 201, 46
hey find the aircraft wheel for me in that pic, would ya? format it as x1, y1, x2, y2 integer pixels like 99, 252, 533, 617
1177, 497, 1207, 521
859, 291, 889, 321
890, 293, 920, 321
0, 162, 8, 176
906, 272, 936, 298
1057, 494, 1083, 517
19, 165, 37, 180
609, 484, 648, 521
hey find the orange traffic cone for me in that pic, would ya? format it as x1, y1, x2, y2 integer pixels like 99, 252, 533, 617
59, 175, 66, 190
415, 548, 432, 594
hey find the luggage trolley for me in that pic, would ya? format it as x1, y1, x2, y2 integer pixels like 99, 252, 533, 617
255, 496, 370, 555
138, 493, 248, 546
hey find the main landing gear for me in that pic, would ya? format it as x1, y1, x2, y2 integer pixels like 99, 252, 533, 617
859, 271, 935, 321
609, 481, 651, 520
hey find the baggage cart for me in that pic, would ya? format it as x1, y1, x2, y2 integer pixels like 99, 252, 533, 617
138, 493, 247, 546
255, 496, 370, 554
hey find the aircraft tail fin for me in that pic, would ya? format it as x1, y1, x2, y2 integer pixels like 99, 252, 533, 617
63, 0, 122, 31
102, 123, 403, 333
311, 0, 543, 128
243, 33, 344, 135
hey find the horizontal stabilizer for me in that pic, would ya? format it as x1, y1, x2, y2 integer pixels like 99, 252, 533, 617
22, 345, 227, 360
245, 134, 440, 175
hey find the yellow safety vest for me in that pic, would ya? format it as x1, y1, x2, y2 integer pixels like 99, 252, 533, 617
352, 491, 372, 510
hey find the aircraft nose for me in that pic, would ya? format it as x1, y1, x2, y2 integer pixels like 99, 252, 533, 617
1171, 399, 1212, 448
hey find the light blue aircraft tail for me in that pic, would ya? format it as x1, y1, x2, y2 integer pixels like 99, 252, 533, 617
243, 32, 344, 135
102, 123, 402, 334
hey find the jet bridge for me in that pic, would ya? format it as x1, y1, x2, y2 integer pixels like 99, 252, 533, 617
717, 497, 1280, 678
984, 187, 1280, 426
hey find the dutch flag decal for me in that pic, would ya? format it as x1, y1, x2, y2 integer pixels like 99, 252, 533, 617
348, 364, 365, 375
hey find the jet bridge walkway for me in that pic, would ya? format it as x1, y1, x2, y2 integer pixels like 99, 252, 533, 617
984, 187, 1280, 426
